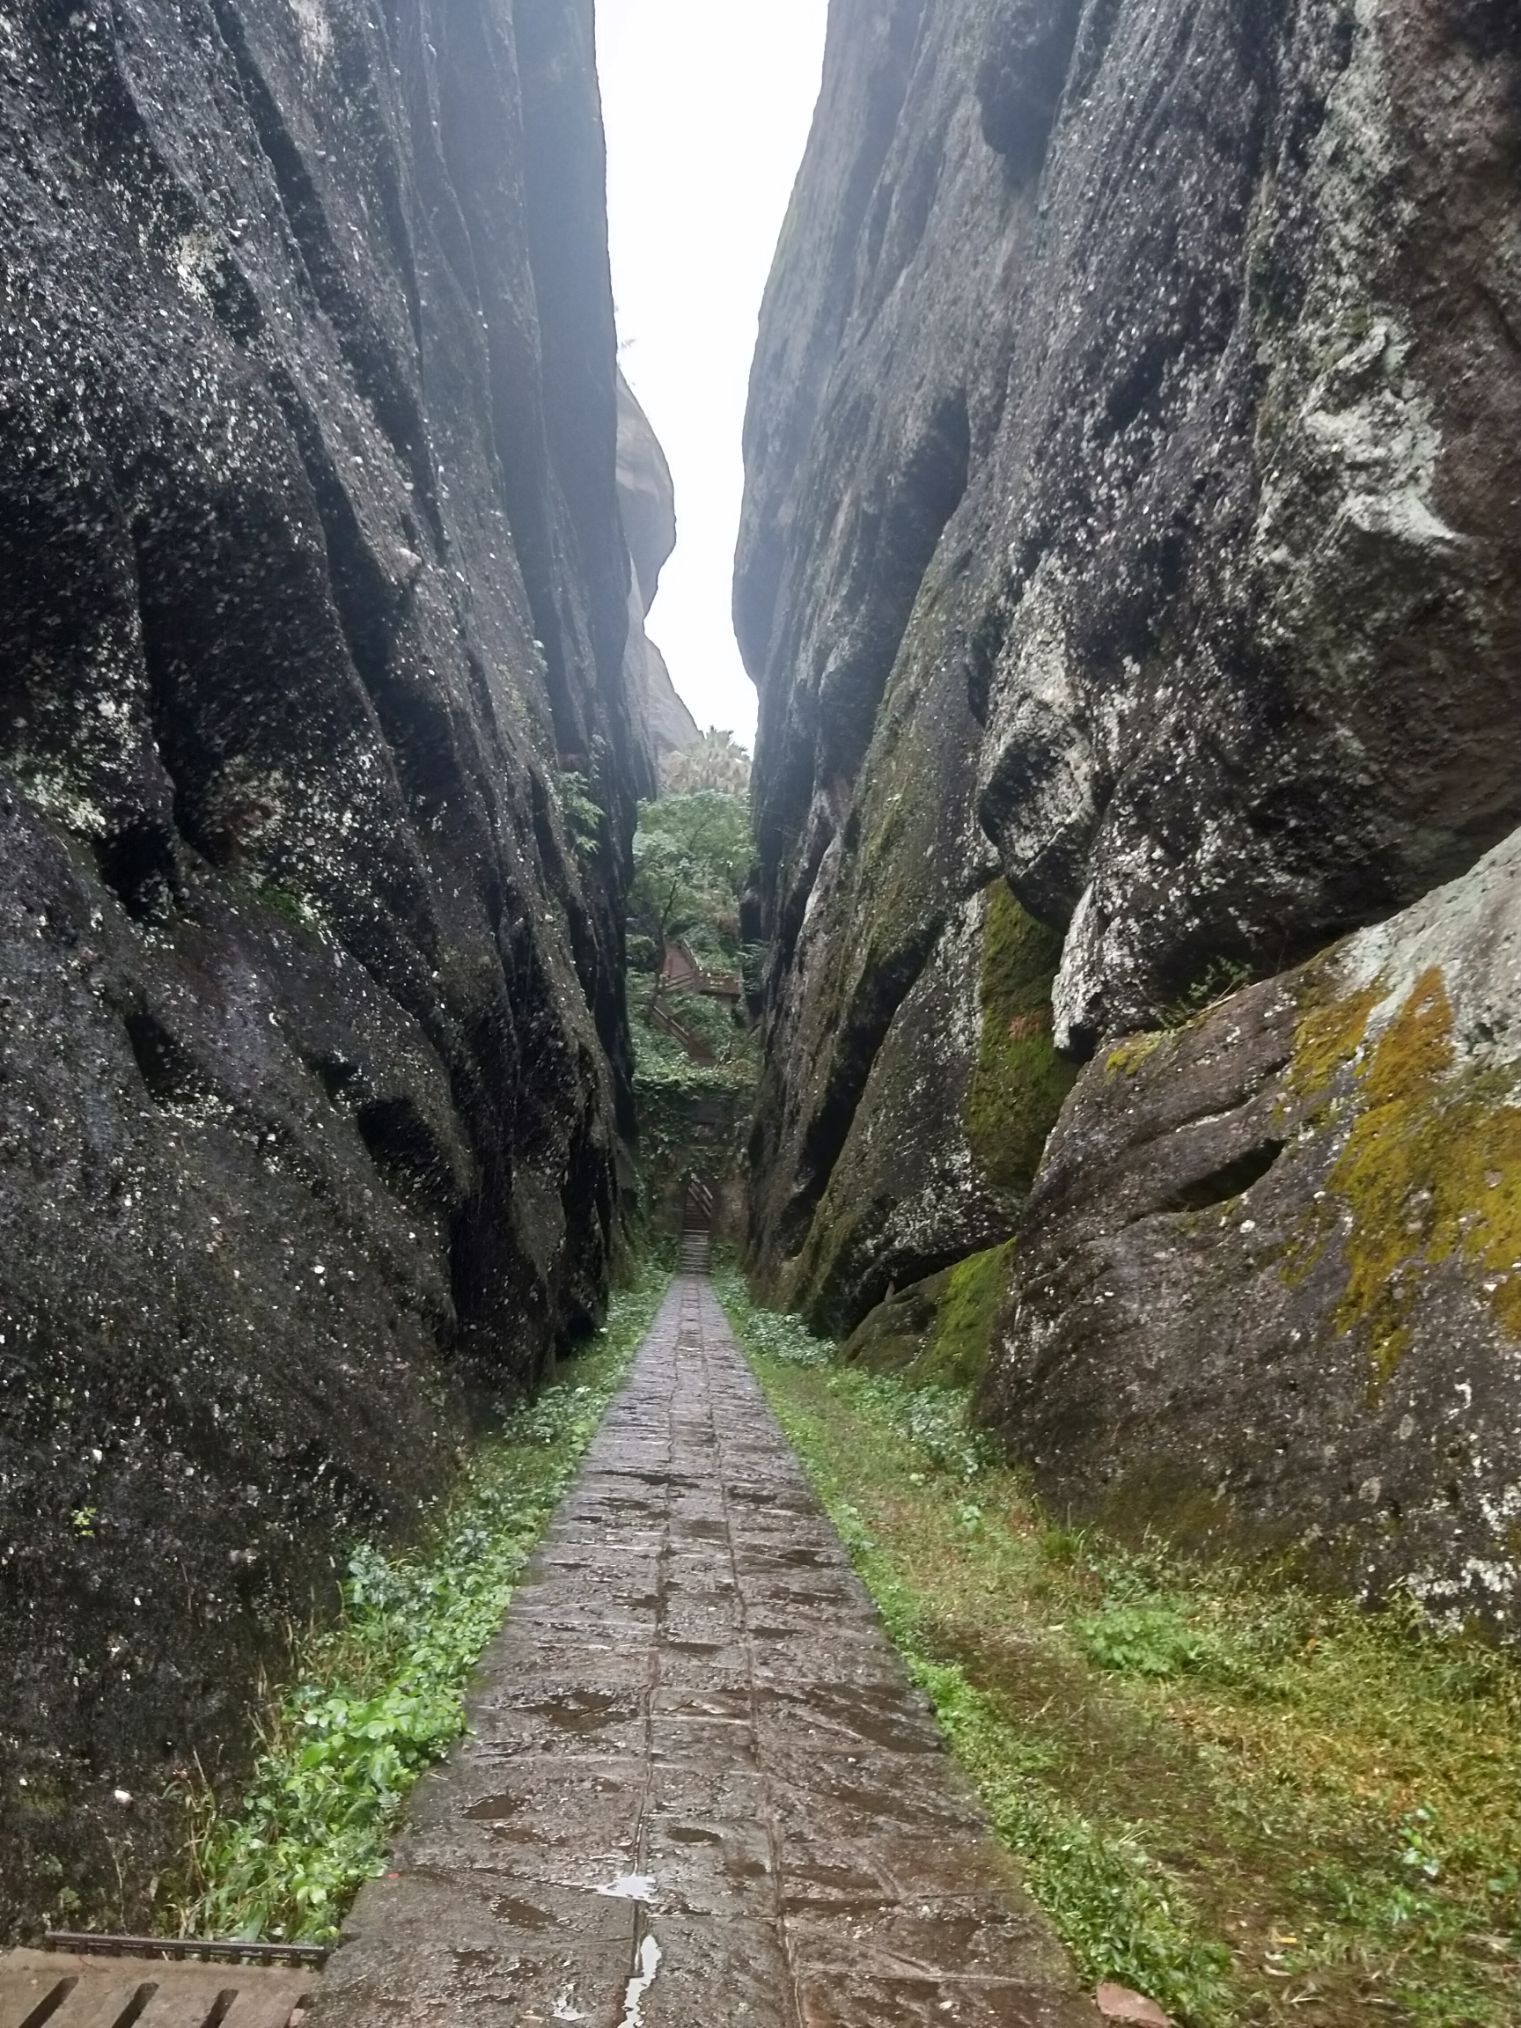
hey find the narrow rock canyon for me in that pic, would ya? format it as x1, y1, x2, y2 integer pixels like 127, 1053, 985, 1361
1, 0, 1519, 2011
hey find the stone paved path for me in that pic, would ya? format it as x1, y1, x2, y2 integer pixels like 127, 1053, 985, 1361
312, 1277, 1101, 2027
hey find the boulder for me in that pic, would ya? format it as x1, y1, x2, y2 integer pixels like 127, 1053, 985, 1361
982, 823, 1521, 1642
737, 0, 1521, 1306
617, 372, 698, 760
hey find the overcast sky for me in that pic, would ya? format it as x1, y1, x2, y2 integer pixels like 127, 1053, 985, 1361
596, 0, 829, 750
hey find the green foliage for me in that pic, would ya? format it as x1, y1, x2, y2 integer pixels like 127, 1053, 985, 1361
661, 985, 740, 1055
554, 769, 604, 855
254, 880, 319, 930
660, 728, 752, 797
712, 1270, 829, 1366
628, 790, 751, 966
1159, 956, 1252, 1030
1074, 1601, 1222, 1680
167, 1262, 669, 1943
717, 1280, 1521, 2028
918, 1656, 1234, 2021
851, 1372, 997, 1482
717, 1273, 995, 1480
627, 789, 756, 1221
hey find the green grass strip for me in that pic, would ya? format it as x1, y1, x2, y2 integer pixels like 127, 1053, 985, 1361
168, 1260, 669, 1943
714, 1269, 1521, 2028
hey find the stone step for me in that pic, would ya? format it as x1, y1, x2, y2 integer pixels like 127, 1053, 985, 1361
677, 1231, 712, 1273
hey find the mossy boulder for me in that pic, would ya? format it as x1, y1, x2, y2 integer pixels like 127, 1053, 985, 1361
844, 1240, 1017, 1390
745, 556, 1041, 1331
782, 875, 1071, 1339
981, 824, 1521, 1644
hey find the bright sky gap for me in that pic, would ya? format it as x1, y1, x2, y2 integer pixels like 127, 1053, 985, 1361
597, 0, 829, 750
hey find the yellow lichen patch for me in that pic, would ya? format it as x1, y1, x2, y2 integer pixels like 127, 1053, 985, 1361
1454, 1104, 1521, 1337
1328, 969, 1455, 1383
1319, 966, 1521, 1387
1105, 1031, 1166, 1078
1289, 970, 1384, 1102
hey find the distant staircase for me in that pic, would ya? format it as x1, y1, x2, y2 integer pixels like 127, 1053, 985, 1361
679, 1177, 715, 1275
678, 1230, 712, 1273
649, 996, 717, 1064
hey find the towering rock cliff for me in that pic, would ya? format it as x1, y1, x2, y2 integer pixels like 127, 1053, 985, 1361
0, 0, 655, 1930
618, 371, 700, 761
739, 0, 1521, 1632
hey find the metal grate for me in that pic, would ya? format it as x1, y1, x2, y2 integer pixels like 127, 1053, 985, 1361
0, 1949, 317, 2028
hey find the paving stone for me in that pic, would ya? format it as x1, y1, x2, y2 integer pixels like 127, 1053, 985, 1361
397, 1754, 647, 1877
310, 1277, 1098, 2028
785, 1895, 1076, 1981
793, 1975, 1108, 2027
632, 1916, 795, 2028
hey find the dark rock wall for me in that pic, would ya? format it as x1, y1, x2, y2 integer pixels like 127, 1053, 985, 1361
0, 0, 651, 1930
739, 0, 1521, 1630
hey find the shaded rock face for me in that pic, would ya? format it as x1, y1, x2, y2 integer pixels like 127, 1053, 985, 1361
981, 826, 1521, 1640
0, 0, 652, 1931
744, 0, 1521, 1060
617, 372, 699, 761
739, 0, 1521, 1628
843, 1239, 1016, 1391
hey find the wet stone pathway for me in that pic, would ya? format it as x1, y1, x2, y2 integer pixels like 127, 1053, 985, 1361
312, 1277, 1100, 2027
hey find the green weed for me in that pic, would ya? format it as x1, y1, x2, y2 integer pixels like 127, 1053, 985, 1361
1074, 1600, 1224, 1681
1159, 956, 1253, 1030
554, 769, 605, 855
164, 1261, 669, 1943
716, 1277, 1521, 2028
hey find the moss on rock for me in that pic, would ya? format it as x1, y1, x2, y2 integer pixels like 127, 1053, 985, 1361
1105, 1031, 1167, 1078
965, 884, 1075, 1195
1290, 966, 1383, 1104
917, 1239, 1018, 1388
1291, 965, 1521, 1389
842, 1238, 1017, 1391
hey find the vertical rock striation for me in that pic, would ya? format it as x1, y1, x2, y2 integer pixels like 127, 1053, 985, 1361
618, 371, 699, 762
739, 0, 1521, 1630
0, 0, 658, 1929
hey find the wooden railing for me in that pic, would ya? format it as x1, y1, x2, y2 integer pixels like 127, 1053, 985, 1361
661, 946, 742, 1002
684, 1176, 716, 1232
648, 998, 716, 1064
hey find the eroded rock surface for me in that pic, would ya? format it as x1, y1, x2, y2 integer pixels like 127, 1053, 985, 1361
0, 0, 653, 1930
981, 825, 1521, 1640
619, 371, 699, 761
738, 0, 1521, 1308
738, 0, 1521, 1631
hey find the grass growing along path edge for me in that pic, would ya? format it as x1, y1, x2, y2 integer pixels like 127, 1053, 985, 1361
160, 1260, 670, 1945
714, 1270, 1521, 2028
